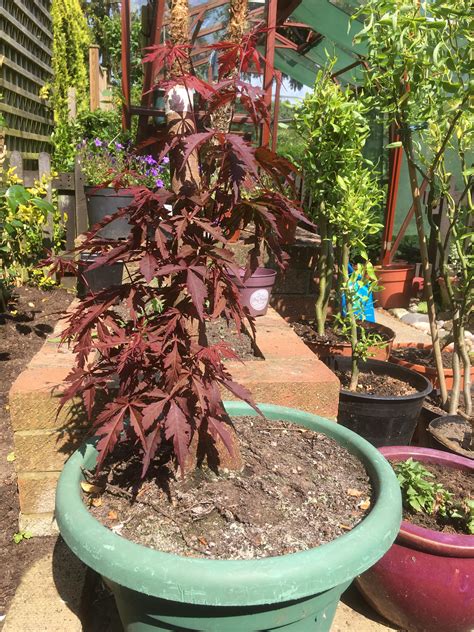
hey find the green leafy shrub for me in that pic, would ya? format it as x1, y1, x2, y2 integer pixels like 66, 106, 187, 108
0, 169, 65, 290
52, 109, 126, 173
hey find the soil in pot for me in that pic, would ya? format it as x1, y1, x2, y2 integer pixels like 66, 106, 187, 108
85, 417, 372, 560
391, 345, 458, 369
335, 368, 418, 397
429, 415, 474, 460
205, 319, 262, 361
292, 320, 394, 361
390, 343, 474, 391
391, 459, 473, 534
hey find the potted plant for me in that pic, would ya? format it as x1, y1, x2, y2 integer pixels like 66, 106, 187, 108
327, 263, 433, 446
292, 67, 395, 360
357, 446, 474, 632
355, 0, 473, 436
48, 21, 402, 632
79, 138, 170, 239
389, 342, 474, 393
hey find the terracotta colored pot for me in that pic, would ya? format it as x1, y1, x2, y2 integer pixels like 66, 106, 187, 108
389, 342, 474, 391
357, 446, 474, 632
227, 229, 241, 243
307, 320, 396, 361
222, 211, 241, 243
374, 263, 415, 309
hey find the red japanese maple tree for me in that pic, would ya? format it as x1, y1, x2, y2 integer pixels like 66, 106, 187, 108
47, 32, 305, 477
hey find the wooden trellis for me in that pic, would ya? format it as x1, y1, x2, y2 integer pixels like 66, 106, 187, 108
0, 0, 54, 163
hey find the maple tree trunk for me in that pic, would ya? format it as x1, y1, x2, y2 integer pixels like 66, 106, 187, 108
403, 133, 448, 407
167, 0, 200, 193
211, 0, 249, 133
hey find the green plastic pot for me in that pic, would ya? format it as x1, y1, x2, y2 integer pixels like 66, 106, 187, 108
56, 402, 402, 632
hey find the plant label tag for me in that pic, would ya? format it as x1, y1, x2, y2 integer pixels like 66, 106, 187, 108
250, 289, 269, 312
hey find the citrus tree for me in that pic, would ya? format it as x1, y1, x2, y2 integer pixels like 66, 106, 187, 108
356, 0, 473, 415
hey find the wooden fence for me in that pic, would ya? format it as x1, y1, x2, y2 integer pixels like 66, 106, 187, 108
0, 0, 54, 162
8, 150, 87, 251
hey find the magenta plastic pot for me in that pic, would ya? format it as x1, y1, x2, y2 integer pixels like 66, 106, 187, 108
231, 267, 277, 317
357, 446, 474, 632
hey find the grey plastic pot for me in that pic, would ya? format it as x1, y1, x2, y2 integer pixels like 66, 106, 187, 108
56, 401, 402, 632
85, 187, 133, 239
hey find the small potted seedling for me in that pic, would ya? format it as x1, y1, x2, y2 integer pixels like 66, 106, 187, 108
358, 447, 474, 632
329, 259, 432, 446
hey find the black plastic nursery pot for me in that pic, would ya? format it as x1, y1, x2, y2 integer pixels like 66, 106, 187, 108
56, 402, 402, 632
326, 356, 432, 447
77, 253, 124, 298
85, 187, 133, 239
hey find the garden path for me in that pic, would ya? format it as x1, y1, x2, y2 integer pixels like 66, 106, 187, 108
375, 308, 431, 344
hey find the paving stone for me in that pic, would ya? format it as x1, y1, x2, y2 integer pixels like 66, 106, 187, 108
412, 321, 430, 333
389, 308, 409, 319
400, 312, 429, 325
3, 538, 85, 632
19, 512, 58, 537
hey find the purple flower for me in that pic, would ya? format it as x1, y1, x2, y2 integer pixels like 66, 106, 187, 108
155, 178, 164, 188
94, 138, 103, 147
162, 156, 170, 165
115, 142, 124, 150
145, 155, 158, 165
149, 168, 159, 177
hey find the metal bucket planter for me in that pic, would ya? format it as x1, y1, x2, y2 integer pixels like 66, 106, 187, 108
56, 402, 402, 632
85, 187, 133, 239
77, 253, 124, 298
357, 446, 474, 632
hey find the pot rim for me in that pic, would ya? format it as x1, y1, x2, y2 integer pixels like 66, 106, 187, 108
374, 263, 416, 272
305, 320, 396, 348
380, 446, 474, 557
231, 266, 278, 280
390, 342, 474, 379
84, 186, 135, 196
56, 402, 401, 606
332, 357, 433, 402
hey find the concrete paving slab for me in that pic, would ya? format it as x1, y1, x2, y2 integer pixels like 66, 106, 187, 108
376, 308, 431, 344
3, 538, 85, 632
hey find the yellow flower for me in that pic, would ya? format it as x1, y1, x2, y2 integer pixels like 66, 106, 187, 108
7, 167, 23, 185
